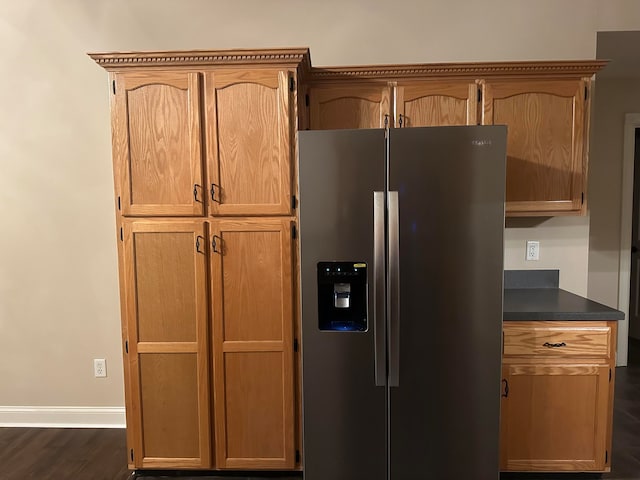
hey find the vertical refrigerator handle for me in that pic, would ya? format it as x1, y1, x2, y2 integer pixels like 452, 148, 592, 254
373, 192, 386, 387
388, 191, 400, 387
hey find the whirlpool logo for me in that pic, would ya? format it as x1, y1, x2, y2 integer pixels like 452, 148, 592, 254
471, 139, 492, 146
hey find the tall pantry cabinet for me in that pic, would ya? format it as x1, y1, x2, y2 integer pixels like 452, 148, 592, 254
91, 49, 310, 471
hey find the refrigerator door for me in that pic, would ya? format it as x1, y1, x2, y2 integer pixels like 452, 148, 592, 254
388, 126, 506, 480
299, 129, 387, 480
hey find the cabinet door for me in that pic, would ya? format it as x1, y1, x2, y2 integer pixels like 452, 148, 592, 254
396, 82, 477, 127
123, 220, 211, 469
210, 219, 295, 469
309, 84, 391, 129
204, 70, 293, 216
500, 363, 610, 471
113, 72, 204, 216
483, 80, 587, 216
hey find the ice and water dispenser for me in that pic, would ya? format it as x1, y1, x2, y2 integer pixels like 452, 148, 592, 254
317, 262, 368, 331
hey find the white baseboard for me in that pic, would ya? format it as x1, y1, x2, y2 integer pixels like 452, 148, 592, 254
0, 406, 126, 428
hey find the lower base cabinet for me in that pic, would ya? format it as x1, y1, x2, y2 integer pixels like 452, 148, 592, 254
500, 321, 617, 472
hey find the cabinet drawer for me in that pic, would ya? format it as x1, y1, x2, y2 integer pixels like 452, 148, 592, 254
503, 324, 611, 357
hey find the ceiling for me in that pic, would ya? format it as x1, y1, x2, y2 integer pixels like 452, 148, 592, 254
597, 31, 640, 78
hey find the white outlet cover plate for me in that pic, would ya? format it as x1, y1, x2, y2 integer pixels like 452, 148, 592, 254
526, 241, 540, 261
94, 358, 107, 378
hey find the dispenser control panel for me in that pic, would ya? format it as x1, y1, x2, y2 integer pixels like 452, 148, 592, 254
317, 262, 368, 331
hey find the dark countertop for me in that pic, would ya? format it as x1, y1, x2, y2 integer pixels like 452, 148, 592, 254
503, 288, 624, 321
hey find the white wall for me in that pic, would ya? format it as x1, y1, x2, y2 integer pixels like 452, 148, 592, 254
1, 0, 640, 412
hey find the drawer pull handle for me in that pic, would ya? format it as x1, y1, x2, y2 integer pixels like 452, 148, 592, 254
543, 341, 567, 348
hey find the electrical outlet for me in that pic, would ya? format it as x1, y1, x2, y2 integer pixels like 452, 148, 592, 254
94, 358, 107, 378
526, 241, 540, 261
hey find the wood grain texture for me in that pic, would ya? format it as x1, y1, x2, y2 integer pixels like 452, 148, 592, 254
220, 229, 284, 342
483, 79, 586, 216
123, 220, 211, 469
503, 324, 611, 358
205, 70, 292, 216
309, 84, 391, 129
139, 353, 200, 459
109, 71, 136, 466
501, 363, 610, 471
606, 322, 618, 471
114, 72, 203, 216
501, 321, 616, 473
210, 219, 294, 469
133, 231, 197, 342
224, 352, 287, 461
396, 82, 477, 127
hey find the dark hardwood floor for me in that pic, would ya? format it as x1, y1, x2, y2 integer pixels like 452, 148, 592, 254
0, 427, 130, 480
2, 341, 640, 479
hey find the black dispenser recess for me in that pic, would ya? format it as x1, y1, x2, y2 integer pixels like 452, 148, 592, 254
317, 262, 368, 331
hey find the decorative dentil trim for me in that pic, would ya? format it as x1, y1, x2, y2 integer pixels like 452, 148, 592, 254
309, 60, 609, 80
89, 48, 311, 71
89, 47, 607, 80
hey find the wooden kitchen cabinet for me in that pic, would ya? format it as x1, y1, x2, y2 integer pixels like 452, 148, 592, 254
204, 70, 294, 216
308, 84, 391, 129
395, 81, 478, 127
307, 62, 603, 216
308, 81, 475, 129
210, 218, 295, 469
500, 321, 617, 472
92, 49, 306, 472
93, 49, 606, 473
112, 72, 204, 217
482, 79, 589, 216
122, 220, 211, 469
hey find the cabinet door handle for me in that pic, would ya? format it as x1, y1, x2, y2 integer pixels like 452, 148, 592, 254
543, 342, 567, 348
502, 379, 509, 398
210, 183, 220, 203
193, 184, 201, 203
212, 235, 222, 254
398, 114, 404, 128
196, 235, 205, 254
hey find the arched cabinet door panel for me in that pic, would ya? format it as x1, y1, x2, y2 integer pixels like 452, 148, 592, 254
204, 70, 294, 216
113, 72, 204, 217
482, 79, 588, 216
396, 81, 478, 127
309, 84, 391, 130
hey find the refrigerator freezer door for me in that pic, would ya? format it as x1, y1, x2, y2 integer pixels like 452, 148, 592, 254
388, 126, 506, 480
299, 129, 387, 480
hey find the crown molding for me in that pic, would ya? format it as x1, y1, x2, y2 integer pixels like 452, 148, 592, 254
89, 48, 311, 71
309, 60, 609, 81
89, 48, 607, 82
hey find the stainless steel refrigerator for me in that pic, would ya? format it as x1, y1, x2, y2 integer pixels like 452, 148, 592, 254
298, 125, 507, 480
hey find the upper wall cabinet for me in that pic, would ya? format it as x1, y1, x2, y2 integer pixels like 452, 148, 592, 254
309, 84, 391, 129
306, 61, 605, 216
113, 72, 204, 217
308, 82, 476, 130
205, 70, 294, 216
482, 79, 588, 216
395, 81, 477, 127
